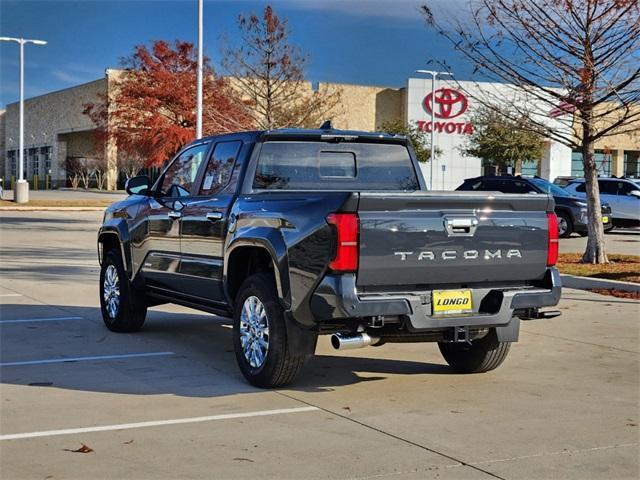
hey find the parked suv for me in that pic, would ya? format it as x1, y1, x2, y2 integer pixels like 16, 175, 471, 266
98, 129, 562, 387
456, 175, 612, 238
563, 178, 640, 228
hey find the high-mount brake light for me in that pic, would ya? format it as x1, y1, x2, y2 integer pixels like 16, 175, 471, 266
547, 213, 559, 266
327, 213, 359, 272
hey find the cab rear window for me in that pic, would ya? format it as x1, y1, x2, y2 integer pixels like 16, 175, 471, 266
253, 141, 419, 191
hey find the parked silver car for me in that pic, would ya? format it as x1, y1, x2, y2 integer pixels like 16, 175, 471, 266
563, 178, 640, 228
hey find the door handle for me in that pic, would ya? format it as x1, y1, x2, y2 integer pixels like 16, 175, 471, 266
206, 212, 223, 221
168, 211, 182, 219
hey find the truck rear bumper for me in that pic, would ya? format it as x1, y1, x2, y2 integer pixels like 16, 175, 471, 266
310, 268, 561, 333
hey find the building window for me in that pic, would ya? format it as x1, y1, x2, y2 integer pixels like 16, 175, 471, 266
8, 150, 16, 177
571, 149, 611, 177
41, 146, 52, 172
31, 148, 39, 176
624, 150, 639, 179
30, 148, 39, 176
521, 159, 540, 176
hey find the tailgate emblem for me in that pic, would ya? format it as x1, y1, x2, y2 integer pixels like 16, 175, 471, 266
444, 217, 478, 237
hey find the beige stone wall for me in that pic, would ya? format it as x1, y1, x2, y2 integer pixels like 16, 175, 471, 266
324, 82, 404, 131
4, 78, 107, 186
225, 76, 404, 131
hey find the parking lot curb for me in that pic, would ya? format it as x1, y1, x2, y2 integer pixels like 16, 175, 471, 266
561, 274, 640, 293
0, 206, 107, 211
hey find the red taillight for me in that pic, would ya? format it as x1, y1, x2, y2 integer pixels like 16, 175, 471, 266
327, 213, 359, 272
547, 212, 559, 266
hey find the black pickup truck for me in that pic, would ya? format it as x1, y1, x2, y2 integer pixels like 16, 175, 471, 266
98, 128, 561, 387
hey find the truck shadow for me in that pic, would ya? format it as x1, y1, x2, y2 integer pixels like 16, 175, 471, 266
0, 304, 452, 399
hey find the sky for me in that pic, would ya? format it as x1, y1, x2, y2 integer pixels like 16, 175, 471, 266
0, 0, 475, 108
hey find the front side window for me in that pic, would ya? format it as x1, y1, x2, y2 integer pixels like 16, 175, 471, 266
619, 181, 636, 195
159, 144, 209, 197
199, 141, 241, 195
253, 141, 419, 191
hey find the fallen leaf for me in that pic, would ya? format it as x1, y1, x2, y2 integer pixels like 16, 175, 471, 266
123, 439, 134, 445
233, 457, 254, 463
64, 443, 94, 454
342, 406, 351, 412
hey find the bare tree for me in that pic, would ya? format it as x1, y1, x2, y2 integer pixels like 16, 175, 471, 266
93, 156, 109, 191
423, 0, 640, 263
64, 157, 82, 189
118, 154, 146, 180
223, 5, 342, 129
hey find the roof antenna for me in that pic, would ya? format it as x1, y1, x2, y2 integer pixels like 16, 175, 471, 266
319, 120, 333, 130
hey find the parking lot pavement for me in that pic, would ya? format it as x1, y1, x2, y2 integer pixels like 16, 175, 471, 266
1, 211, 639, 480
560, 228, 640, 255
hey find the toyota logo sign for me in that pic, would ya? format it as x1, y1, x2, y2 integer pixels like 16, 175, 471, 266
423, 88, 468, 119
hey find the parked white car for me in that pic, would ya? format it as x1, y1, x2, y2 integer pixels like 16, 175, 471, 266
563, 178, 640, 228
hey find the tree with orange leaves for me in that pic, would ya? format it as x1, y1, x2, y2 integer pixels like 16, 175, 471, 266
84, 40, 253, 169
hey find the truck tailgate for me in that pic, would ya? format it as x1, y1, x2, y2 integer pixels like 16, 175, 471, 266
356, 192, 553, 288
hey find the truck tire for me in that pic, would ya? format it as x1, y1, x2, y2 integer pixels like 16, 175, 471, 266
233, 273, 306, 388
557, 211, 573, 238
438, 330, 510, 373
99, 249, 147, 333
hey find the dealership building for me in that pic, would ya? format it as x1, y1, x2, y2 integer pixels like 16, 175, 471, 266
1, 69, 638, 190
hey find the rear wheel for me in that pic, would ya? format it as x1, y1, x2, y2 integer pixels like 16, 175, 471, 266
233, 273, 306, 388
438, 329, 511, 373
99, 249, 147, 332
557, 212, 573, 238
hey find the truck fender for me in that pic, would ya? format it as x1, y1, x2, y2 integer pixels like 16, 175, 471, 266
97, 220, 133, 280
224, 231, 318, 356
224, 227, 291, 308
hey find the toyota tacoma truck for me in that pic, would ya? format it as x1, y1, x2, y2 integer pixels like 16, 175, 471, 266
98, 127, 562, 387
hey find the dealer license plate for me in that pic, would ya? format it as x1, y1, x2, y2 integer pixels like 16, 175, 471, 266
602, 216, 609, 223
432, 289, 473, 315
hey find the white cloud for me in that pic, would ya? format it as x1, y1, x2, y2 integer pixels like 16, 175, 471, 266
280, 0, 467, 21
51, 64, 102, 84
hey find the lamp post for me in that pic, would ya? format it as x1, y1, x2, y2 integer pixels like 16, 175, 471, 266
415, 69, 452, 190
0, 36, 47, 203
196, 0, 203, 139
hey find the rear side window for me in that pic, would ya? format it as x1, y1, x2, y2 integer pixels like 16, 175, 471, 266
199, 141, 241, 195
253, 141, 419, 191
598, 180, 618, 195
457, 179, 484, 190
574, 182, 586, 193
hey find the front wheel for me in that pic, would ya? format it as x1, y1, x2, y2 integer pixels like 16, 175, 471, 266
233, 273, 306, 388
438, 329, 511, 373
99, 249, 147, 332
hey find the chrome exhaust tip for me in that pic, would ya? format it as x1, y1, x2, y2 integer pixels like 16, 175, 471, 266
331, 332, 379, 350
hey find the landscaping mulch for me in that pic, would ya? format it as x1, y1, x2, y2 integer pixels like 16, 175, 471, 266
558, 253, 640, 284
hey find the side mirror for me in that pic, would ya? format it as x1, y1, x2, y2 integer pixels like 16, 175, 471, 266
125, 175, 151, 196
629, 190, 640, 198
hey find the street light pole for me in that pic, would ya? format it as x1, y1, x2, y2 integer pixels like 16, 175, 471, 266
415, 69, 452, 190
196, 0, 203, 139
0, 36, 47, 203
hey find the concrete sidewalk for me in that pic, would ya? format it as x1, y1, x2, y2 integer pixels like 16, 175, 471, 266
1, 188, 127, 202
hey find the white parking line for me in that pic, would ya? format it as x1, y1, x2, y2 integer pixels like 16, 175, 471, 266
0, 351, 175, 367
0, 406, 319, 441
0, 316, 84, 324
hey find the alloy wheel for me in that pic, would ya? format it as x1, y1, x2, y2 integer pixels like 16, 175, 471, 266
239, 295, 270, 368
103, 264, 120, 318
